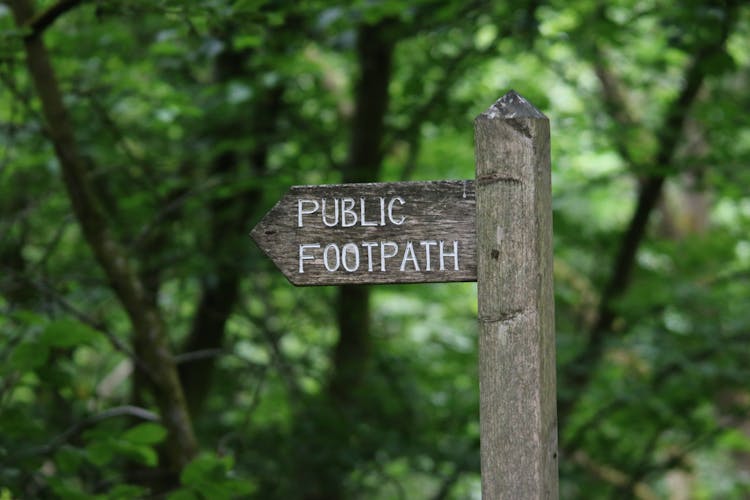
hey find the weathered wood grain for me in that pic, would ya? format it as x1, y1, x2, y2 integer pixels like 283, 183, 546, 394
475, 90, 558, 498
251, 180, 476, 285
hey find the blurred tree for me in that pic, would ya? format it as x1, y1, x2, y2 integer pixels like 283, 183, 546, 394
1, 0, 749, 498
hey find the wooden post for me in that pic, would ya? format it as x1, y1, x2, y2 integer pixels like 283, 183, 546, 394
474, 91, 558, 498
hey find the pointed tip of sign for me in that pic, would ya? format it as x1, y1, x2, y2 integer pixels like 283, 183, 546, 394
479, 90, 547, 120
249, 226, 262, 246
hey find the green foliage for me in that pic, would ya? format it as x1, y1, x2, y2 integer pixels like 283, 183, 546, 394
169, 453, 255, 499
84, 422, 167, 467
2, 0, 750, 498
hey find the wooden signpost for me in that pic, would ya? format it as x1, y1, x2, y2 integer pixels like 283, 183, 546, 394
251, 90, 558, 499
251, 180, 476, 285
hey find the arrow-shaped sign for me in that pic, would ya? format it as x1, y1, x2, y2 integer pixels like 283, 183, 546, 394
251, 180, 476, 286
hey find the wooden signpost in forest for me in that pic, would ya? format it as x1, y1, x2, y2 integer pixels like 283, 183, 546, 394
251, 180, 477, 285
251, 90, 559, 499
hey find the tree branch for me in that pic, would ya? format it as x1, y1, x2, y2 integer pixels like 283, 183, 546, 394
33, 278, 150, 371
571, 450, 659, 499
23, 0, 84, 40
19, 405, 159, 459
392, 43, 489, 181
591, 46, 642, 168
559, 4, 738, 426
242, 294, 302, 400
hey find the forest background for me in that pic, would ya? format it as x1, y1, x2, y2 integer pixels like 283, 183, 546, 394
1, 0, 749, 498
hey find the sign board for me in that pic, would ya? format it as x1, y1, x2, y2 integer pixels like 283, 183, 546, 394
250, 180, 476, 285
249, 90, 558, 498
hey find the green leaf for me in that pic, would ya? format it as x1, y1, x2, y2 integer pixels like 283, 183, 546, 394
234, 34, 262, 50
179, 453, 254, 498
114, 439, 157, 466
167, 490, 199, 500
102, 484, 149, 500
122, 423, 167, 446
46, 476, 89, 500
85, 435, 160, 467
135, 446, 158, 467
9, 341, 49, 371
40, 319, 98, 348
11, 310, 45, 326
54, 445, 87, 474
85, 440, 115, 467
180, 454, 227, 486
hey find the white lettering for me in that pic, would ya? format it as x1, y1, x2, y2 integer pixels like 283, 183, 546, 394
362, 242, 378, 272
400, 241, 420, 271
387, 197, 405, 225
297, 239, 462, 275
321, 199, 339, 227
296, 197, 410, 227
299, 243, 320, 273
380, 241, 398, 271
341, 243, 360, 272
341, 198, 357, 227
420, 240, 437, 271
298, 199, 319, 227
323, 243, 340, 271
439, 240, 459, 271
360, 198, 378, 226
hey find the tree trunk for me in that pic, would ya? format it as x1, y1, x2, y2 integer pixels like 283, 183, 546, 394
298, 20, 395, 500
327, 21, 394, 402
177, 43, 284, 416
9, 0, 197, 479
